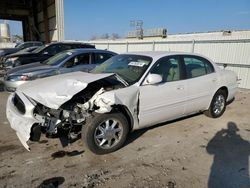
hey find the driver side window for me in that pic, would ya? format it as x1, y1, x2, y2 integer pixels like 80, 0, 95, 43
150, 56, 181, 82
64, 54, 90, 68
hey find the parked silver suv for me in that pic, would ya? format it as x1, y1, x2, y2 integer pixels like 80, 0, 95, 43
4, 49, 116, 91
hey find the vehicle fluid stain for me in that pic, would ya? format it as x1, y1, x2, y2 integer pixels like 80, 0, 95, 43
0, 170, 16, 180
0, 145, 20, 153
51, 150, 84, 159
38, 177, 65, 188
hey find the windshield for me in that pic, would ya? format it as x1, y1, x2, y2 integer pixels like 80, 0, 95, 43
42, 51, 72, 66
91, 54, 152, 85
32, 45, 46, 53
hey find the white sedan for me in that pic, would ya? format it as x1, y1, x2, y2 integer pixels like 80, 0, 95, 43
6, 52, 238, 154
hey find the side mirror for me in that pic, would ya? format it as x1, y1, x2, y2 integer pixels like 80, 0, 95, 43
143, 73, 162, 85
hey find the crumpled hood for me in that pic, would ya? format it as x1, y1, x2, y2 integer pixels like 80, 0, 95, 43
17, 71, 114, 109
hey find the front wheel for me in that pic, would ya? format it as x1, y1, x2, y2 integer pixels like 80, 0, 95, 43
204, 90, 227, 118
82, 112, 129, 154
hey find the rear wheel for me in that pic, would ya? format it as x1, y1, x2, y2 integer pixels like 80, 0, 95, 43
204, 90, 227, 118
82, 112, 129, 154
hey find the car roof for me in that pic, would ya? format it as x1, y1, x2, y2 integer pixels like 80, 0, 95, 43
48, 41, 93, 45
122, 51, 211, 60
65, 48, 117, 55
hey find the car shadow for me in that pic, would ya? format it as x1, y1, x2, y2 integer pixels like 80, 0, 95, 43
206, 122, 250, 188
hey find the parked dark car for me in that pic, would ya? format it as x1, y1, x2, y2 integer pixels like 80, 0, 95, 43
14, 46, 41, 53
2, 42, 95, 69
4, 49, 116, 91
0, 41, 43, 64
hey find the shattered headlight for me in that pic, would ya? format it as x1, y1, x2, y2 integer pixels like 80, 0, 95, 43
63, 110, 70, 118
7, 74, 32, 81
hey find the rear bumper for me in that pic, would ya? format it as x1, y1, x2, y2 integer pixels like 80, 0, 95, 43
6, 92, 42, 150
227, 84, 238, 102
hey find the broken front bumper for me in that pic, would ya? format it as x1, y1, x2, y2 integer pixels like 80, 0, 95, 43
6, 91, 42, 150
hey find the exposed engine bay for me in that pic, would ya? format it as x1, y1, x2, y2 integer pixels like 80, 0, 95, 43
31, 75, 126, 141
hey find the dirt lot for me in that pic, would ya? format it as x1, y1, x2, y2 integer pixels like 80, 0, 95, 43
0, 84, 249, 188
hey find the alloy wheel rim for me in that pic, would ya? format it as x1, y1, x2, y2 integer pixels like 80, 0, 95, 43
213, 94, 225, 115
94, 119, 123, 149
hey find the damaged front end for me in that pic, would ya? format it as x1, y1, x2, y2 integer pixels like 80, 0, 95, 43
6, 72, 132, 150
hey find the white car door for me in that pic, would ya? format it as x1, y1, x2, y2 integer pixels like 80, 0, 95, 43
183, 55, 219, 114
139, 56, 188, 128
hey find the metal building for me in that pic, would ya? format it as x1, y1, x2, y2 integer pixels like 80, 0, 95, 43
0, 0, 64, 43
0, 22, 10, 42
88, 30, 250, 89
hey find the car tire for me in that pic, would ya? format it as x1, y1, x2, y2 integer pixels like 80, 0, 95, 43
82, 112, 129, 154
204, 89, 227, 118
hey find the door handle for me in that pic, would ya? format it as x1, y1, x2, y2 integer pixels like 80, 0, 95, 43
177, 86, 184, 90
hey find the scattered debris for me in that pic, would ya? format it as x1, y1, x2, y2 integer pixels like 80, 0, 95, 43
137, 146, 146, 151
83, 173, 102, 188
64, 164, 77, 169
39, 140, 48, 144
0, 170, 16, 180
167, 180, 176, 188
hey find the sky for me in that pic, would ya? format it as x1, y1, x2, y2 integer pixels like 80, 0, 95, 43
1, 0, 250, 40
0, 20, 22, 36
64, 0, 250, 40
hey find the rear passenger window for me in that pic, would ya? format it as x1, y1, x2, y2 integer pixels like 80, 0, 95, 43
184, 56, 214, 78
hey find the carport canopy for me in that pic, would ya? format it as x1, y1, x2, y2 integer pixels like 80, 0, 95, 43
0, 0, 64, 43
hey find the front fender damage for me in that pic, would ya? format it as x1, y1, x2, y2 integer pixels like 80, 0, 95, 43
78, 86, 140, 129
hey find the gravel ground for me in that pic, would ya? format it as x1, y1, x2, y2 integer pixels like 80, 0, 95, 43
0, 84, 249, 188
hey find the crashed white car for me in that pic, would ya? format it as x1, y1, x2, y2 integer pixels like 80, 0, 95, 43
6, 52, 237, 154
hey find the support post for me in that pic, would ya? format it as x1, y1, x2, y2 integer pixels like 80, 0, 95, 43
192, 40, 195, 53
55, 0, 64, 41
42, 0, 50, 43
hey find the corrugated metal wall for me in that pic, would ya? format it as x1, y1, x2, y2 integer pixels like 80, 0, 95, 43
88, 30, 250, 89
